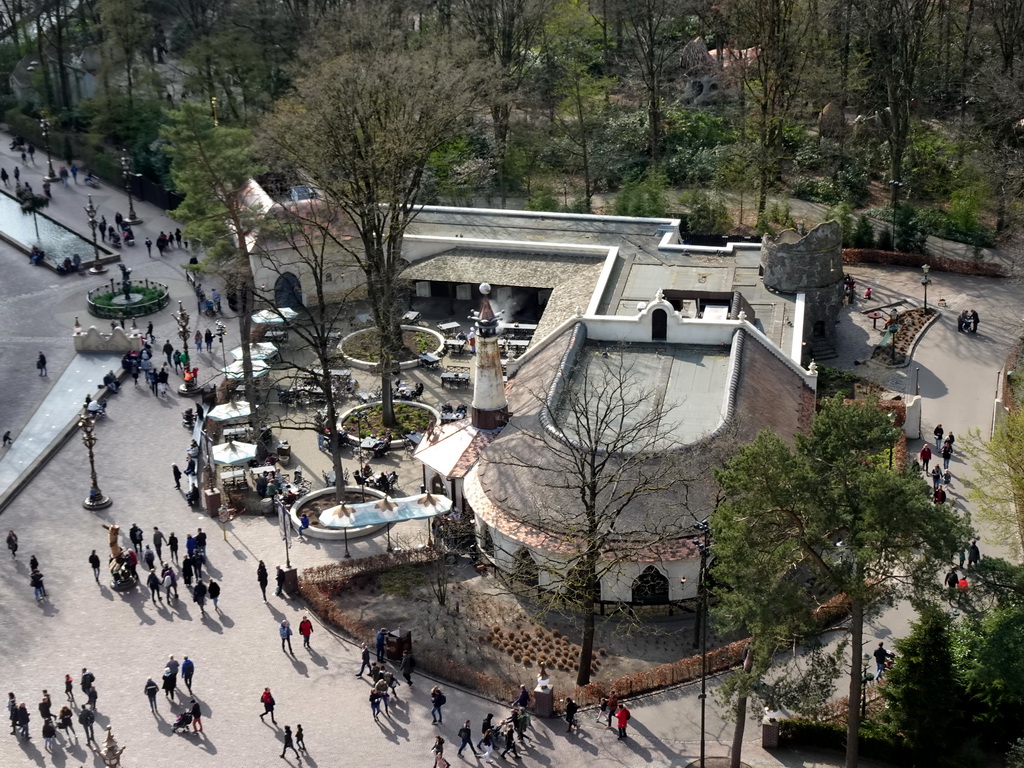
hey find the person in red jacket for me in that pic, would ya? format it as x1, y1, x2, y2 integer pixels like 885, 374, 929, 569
299, 616, 314, 649
615, 703, 631, 739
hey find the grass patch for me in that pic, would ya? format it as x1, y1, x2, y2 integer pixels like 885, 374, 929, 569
91, 286, 167, 308
343, 328, 437, 363
378, 565, 426, 597
816, 365, 860, 401
343, 404, 435, 435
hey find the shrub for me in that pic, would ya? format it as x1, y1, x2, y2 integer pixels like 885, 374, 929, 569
614, 169, 669, 218
680, 190, 731, 235
852, 214, 875, 249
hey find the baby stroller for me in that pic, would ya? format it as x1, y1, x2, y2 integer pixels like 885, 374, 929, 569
172, 711, 193, 733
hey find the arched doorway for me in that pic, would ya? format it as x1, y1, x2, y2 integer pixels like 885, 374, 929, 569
275, 273, 303, 308
430, 475, 446, 495
511, 547, 539, 587
652, 308, 667, 341
632, 565, 669, 604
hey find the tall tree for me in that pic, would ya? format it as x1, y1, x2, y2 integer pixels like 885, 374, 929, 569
964, 409, 1024, 558
162, 102, 265, 406
97, 0, 151, 111
260, 9, 488, 427
713, 396, 971, 768
616, 0, 688, 167
456, 0, 553, 205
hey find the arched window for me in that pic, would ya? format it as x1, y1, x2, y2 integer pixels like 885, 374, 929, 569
274, 273, 303, 308
652, 308, 668, 341
632, 565, 669, 605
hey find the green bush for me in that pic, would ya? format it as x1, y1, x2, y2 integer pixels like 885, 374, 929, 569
614, 169, 668, 218
852, 215, 875, 248
827, 202, 855, 246
681, 190, 731, 234
525, 185, 560, 212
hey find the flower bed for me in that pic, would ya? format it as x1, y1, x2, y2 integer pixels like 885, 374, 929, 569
343, 327, 439, 363
341, 403, 437, 435
86, 280, 171, 319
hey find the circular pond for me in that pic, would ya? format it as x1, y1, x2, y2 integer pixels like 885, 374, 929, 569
87, 279, 171, 319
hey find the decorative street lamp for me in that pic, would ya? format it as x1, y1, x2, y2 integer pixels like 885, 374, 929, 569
686, 519, 712, 768
99, 726, 126, 768
921, 263, 932, 314
84, 195, 107, 274
119, 149, 142, 225
860, 652, 874, 719
79, 405, 112, 510
39, 117, 59, 182
215, 320, 228, 369
175, 301, 199, 396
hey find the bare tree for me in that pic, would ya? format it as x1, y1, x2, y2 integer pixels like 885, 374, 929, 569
260, 9, 489, 427
484, 346, 714, 685
248, 200, 362, 501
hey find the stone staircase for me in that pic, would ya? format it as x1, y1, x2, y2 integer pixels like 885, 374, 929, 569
809, 337, 839, 362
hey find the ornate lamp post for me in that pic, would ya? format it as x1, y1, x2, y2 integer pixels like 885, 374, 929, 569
860, 652, 874, 719
175, 301, 199, 396
39, 117, 58, 182
119, 149, 142, 225
215, 320, 228, 369
79, 405, 112, 510
84, 195, 107, 274
921, 263, 932, 314
99, 726, 126, 768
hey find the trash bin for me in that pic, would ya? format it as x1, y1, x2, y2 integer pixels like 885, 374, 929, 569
762, 719, 780, 749
204, 489, 221, 515
277, 441, 291, 467
386, 630, 412, 661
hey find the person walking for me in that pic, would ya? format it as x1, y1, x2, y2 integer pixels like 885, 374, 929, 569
30, 568, 45, 602
175, 228, 183, 248
605, 691, 619, 727
208, 580, 220, 611
205, 328, 214, 353
145, 237, 153, 257
968, 539, 981, 567
295, 724, 305, 752
564, 696, 579, 733
259, 688, 276, 724
143, 545, 156, 571
78, 704, 95, 744
15, 702, 29, 740
457, 720, 478, 757
280, 620, 294, 655
432, 735, 449, 768
70, 164, 78, 184
80, 668, 95, 696
182, 657, 195, 694
153, 527, 165, 562
190, 698, 203, 733
430, 686, 446, 724
275, 565, 286, 597
281, 725, 299, 758
257, 561, 269, 601
162, 565, 178, 600
168, 532, 179, 563
919, 443, 932, 470
298, 616, 313, 649
129, 524, 144, 554
400, 649, 416, 686
144, 679, 159, 713
88, 550, 101, 583
147, 569, 163, 603
181, 554, 194, 589
194, 330, 202, 354
38, 691, 52, 723
162, 340, 174, 368
615, 703, 631, 739
5, 530, 16, 558
0, 168, 7, 187
931, 464, 942, 490
942, 440, 953, 470
356, 643, 372, 677
2, 431, 11, 448
480, 727, 495, 764
499, 722, 518, 759
172, 464, 182, 490
874, 642, 892, 680
56, 706, 75, 741
42, 716, 55, 751
375, 627, 388, 663
369, 688, 381, 722
162, 666, 176, 699
64, 675, 74, 705
36, 352, 46, 377
193, 579, 208, 616
934, 423, 944, 449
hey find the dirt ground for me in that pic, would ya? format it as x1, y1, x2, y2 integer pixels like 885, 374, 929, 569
334, 556, 711, 695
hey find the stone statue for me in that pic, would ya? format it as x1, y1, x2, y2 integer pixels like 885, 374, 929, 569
102, 524, 122, 559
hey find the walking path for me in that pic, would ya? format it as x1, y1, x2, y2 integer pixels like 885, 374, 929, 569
0, 131, 1020, 767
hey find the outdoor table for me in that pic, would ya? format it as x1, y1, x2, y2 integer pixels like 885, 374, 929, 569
360, 437, 377, 451
441, 372, 458, 387
445, 339, 466, 353
264, 329, 289, 342
456, 373, 471, 386
405, 432, 423, 446
221, 426, 249, 439
420, 353, 441, 368
868, 311, 885, 330
437, 321, 461, 335
403, 311, 422, 323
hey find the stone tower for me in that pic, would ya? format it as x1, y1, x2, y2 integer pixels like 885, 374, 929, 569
471, 284, 510, 430
761, 220, 844, 344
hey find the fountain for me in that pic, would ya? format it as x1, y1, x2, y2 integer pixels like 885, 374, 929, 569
0, 189, 115, 267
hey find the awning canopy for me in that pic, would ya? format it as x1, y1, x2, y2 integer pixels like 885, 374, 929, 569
319, 493, 453, 529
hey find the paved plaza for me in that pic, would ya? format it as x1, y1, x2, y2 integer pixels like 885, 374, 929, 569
0, 134, 1020, 768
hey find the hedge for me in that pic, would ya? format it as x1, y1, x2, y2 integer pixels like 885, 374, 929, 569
779, 718, 912, 764
842, 249, 1007, 278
